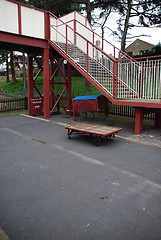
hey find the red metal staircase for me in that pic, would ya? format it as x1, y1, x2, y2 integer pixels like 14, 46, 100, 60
49, 12, 161, 103
0, 0, 160, 134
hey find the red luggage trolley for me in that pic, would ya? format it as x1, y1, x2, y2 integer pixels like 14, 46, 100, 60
72, 95, 109, 121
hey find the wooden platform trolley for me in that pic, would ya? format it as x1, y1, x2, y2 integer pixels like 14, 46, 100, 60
65, 123, 122, 146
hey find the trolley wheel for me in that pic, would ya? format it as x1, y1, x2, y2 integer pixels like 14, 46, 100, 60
109, 134, 115, 140
91, 135, 101, 146
67, 130, 72, 139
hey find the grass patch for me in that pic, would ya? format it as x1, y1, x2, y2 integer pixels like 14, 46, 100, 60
0, 75, 101, 98
0, 78, 27, 97
0, 109, 28, 116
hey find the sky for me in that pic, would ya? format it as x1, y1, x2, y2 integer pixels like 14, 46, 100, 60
93, 11, 161, 50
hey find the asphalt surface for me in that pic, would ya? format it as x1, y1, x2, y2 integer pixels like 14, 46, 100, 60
0, 114, 161, 240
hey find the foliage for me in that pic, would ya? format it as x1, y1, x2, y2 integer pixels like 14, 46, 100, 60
117, 0, 161, 51
153, 42, 161, 55
17, 0, 76, 16
0, 50, 6, 65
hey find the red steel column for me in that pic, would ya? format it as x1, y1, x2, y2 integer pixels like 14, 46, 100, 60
43, 48, 50, 118
155, 111, 161, 129
67, 62, 72, 115
44, 11, 50, 40
27, 56, 34, 115
18, 3, 22, 35
50, 59, 55, 109
135, 107, 144, 134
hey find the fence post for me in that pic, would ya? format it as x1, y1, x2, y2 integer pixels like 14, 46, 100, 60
24, 96, 28, 110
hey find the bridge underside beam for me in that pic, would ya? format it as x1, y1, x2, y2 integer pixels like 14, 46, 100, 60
0, 31, 48, 54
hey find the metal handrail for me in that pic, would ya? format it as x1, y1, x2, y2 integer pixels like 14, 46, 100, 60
50, 12, 142, 99
49, 11, 161, 100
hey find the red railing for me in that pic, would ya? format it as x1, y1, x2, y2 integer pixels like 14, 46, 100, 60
50, 12, 142, 100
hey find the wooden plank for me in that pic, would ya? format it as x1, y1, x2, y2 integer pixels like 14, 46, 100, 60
65, 122, 122, 137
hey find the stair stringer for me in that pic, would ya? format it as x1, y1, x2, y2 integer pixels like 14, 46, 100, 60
49, 41, 116, 103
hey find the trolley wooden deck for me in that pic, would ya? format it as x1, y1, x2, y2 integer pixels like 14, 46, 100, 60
65, 123, 122, 145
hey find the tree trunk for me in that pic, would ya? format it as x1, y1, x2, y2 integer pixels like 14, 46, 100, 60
23, 52, 26, 90
121, 0, 132, 52
86, 0, 91, 24
10, 51, 17, 83
102, 26, 104, 51
6, 51, 9, 83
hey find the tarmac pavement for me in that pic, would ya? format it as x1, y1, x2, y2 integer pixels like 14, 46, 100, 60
0, 113, 161, 240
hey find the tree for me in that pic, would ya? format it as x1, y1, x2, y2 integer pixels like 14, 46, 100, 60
5, 51, 9, 83
72, 0, 121, 91
0, 50, 10, 82
154, 42, 161, 55
22, 53, 27, 91
10, 51, 17, 84
17, 0, 74, 16
117, 0, 161, 51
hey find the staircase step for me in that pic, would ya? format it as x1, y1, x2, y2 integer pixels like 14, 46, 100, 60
52, 40, 139, 99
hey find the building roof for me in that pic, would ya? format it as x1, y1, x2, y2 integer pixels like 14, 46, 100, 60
125, 39, 155, 56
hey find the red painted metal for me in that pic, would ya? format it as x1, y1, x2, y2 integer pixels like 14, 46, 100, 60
0, 1, 161, 134
135, 107, 144, 134
74, 11, 77, 45
65, 123, 122, 144
34, 68, 42, 82
93, 32, 95, 58
113, 61, 115, 99
50, 86, 67, 114
30, 98, 43, 116
50, 54, 66, 82
66, 25, 68, 53
49, 52, 67, 113
8, 0, 47, 13
58, 10, 92, 31
49, 41, 114, 103
67, 62, 72, 114
113, 99, 161, 108
50, 13, 115, 62
43, 48, 50, 118
18, 3, 22, 35
27, 56, 34, 115
34, 85, 42, 98
115, 61, 118, 99
72, 95, 109, 121
0, 31, 48, 49
44, 12, 50, 40
50, 60, 55, 109
87, 41, 89, 73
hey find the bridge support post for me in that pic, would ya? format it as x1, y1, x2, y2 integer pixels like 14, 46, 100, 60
135, 107, 143, 134
67, 62, 72, 115
155, 111, 161, 129
27, 55, 34, 115
43, 48, 50, 118
50, 59, 55, 109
